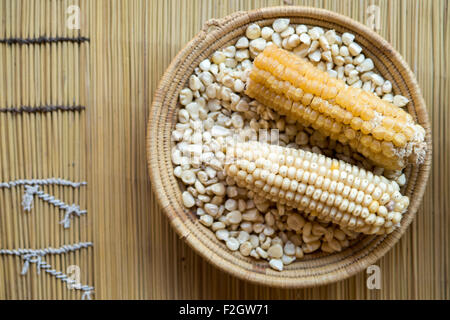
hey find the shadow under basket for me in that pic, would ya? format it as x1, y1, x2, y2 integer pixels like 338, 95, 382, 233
147, 6, 432, 288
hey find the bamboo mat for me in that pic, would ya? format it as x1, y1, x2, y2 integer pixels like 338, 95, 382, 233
0, 0, 448, 300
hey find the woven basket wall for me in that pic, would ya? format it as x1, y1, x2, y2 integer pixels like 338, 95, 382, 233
147, 6, 432, 288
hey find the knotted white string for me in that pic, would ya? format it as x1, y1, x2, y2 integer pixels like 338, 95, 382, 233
81, 290, 93, 300
60, 204, 84, 229
1, 179, 91, 298
16, 184, 87, 229
0, 178, 87, 188
1, 242, 94, 300
21, 253, 43, 275
22, 185, 40, 211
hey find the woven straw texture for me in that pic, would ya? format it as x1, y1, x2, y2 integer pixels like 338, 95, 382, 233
1, 0, 449, 299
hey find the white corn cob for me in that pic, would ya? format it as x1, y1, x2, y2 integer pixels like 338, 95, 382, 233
225, 141, 409, 235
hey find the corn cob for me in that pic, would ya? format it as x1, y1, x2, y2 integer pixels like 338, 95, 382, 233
225, 141, 409, 235
244, 44, 427, 171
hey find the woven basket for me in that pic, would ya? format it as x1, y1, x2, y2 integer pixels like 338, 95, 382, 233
147, 6, 432, 288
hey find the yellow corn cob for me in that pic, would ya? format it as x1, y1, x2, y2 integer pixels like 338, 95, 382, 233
225, 141, 409, 235
245, 44, 427, 171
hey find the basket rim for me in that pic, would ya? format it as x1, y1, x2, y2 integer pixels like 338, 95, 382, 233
147, 5, 432, 288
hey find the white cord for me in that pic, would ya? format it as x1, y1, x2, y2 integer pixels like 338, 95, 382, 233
1, 179, 92, 298
0, 242, 94, 300
0, 180, 88, 229
0, 178, 87, 188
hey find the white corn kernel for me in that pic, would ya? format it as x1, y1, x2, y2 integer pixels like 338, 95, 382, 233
261, 27, 274, 40
226, 237, 240, 251
273, 19, 290, 33
269, 259, 283, 271
246, 24, 261, 39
